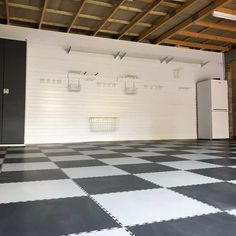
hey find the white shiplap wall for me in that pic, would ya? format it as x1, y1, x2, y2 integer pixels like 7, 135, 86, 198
0, 25, 225, 144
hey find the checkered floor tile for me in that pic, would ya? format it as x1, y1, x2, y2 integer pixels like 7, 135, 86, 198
1, 140, 236, 236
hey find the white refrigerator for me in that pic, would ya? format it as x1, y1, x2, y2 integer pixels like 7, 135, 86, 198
197, 79, 229, 139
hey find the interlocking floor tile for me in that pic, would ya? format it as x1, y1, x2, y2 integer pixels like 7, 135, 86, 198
2, 162, 59, 172
0, 197, 119, 236
62, 166, 129, 179
200, 158, 236, 166
5, 153, 46, 158
76, 175, 159, 194
4, 157, 50, 163
55, 160, 105, 168
128, 213, 236, 236
0, 179, 86, 203
136, 170, 221, 187
75, 228, 131, 236
138, 156, 186, 162
115, 163, 177, 174
100, 157, 150, 165
93, 188, 219, 226
173, 153, 223, 160
0, 169, 68, 183
172, 182, 236, 210
89, 153, 129, 159
161, 160, 221, 170
190, 167, 236, 181
48, 155, 94, 162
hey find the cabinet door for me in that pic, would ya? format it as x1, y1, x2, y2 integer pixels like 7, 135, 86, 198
2, 40, 26, 144
212, 111, 229, 139
211, 80, 228, 110
0, 40, 3, 143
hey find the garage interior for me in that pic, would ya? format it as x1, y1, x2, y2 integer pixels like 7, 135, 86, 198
0, 0, 236, 235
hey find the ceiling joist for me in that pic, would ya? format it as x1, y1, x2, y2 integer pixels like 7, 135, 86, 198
93, 0, 126, 36
164, 39, 230, 52
179, 30, 236, 44
195, 21, 236, 33
118, 0, 164, 39
137, 0, 197, 42
67, 0, 87, 32
154, 0, 232, 44
39, 0, 48, 29
5, 0, 9, 24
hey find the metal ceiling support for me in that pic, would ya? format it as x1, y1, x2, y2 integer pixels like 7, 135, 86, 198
118, 0, 164, 40
137, 0, 197, 42
154, 0, 232, 44
164, 39, 230, 52
5, 0, 9, 24
93, 0, 126, 36
67, 0, 87, 33
39, 0, 48, 29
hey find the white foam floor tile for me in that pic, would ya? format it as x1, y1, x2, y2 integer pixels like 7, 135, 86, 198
136, 170, 221, 188
139, 148, 173, 152
67, 145, 96, 148
160, 160, 221, 170
62, 166, 129, 179
100, 157, 150, 165
173, 154, 223, 161
0, 179, 86, 204
227, 210, 236, 217
93, 188, 220, 226
182, 149, 222, 154
2, 162, 59, 172
102, 146, 133, 150
41, 148, 76, 153
49, 155, 94, 162
73, 228, 131, 236
5, 153, 47, 158
124, 152, 162, 157
79, 150, 117, 155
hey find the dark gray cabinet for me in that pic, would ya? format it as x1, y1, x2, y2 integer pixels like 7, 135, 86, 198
0, 39, 26, 144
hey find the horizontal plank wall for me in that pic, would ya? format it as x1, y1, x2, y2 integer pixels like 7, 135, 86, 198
0, 25, 225, 144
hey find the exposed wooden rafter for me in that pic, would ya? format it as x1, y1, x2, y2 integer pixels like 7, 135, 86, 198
137, 0, 197, 42
67, 0, 87, 33
93, 0, 126, 36
153, 0, 232, 44
179, 30, 236, 44
216, 7, 236, 15
5, 0, 9, 24
164, 39, 230, 52
195, 21, 236, 33
118, 0, 164, 39
39, 0, 48, 29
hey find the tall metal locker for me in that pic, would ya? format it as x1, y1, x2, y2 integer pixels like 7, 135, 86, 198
0, 39, 26, 145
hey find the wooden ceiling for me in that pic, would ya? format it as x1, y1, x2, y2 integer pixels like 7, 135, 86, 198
0, 0, 236, 52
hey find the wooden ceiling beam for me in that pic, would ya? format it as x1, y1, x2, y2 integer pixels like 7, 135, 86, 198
164, 39, 230, 51
39, 0, 48, 29
5, 0, 9, 24
216, 7, 236, 15
93, 0, 126, 36
195, 20, 236, 33
67, 0, 86, 32
154, 0, 232, 45
138, 0, 197, 42
118, 0, 164, 39
179, 30, 236, 43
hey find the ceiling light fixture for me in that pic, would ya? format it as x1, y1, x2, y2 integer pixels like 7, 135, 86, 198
212, 10, 236, 21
